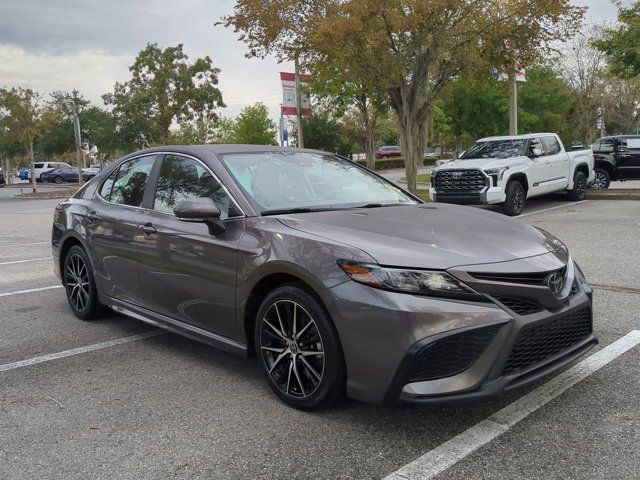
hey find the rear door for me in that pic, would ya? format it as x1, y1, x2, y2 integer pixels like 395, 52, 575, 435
617, 137, 640, 179
135, 153, 245, 338
542, 135, 569, 190
87, 154, 159, 305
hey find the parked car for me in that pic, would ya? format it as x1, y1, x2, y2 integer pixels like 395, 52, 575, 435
82, 166, 102, 175
375, 146, 402, 159
430, 133, 594, 216
41, 167, 96, 184
0, 170, 5, 187
19, 168, 31, 181
33, 162, 72, 182
52, 145, 596, 409
591, 135, 640, 189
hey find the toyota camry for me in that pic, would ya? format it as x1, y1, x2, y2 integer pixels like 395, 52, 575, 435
52, 145, 596, 409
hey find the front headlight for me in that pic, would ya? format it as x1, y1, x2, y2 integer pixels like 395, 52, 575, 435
484, 166, 509, 182
337, 260, 483, 300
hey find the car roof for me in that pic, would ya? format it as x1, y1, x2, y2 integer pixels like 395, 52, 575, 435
124, 144, 332, 158
477, 133, 557, 142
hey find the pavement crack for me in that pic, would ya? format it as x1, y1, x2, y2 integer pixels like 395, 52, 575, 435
592, 283, 640, 295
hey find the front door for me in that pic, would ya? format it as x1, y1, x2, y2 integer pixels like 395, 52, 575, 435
136, 154, 245, 339
526, 137, 551, 197
86, 154, 158, 306
542, 135, 569, 191
617, 137, 640, 179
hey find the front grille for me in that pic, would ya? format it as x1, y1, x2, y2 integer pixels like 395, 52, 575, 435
433, 169, 487, 193
470, 267, 566, 287
493, 296, 543, 315
407, 324, 501, 382
503, 306, 592, 375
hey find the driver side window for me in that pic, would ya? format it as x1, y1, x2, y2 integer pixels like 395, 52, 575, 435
529, 138, 545, 157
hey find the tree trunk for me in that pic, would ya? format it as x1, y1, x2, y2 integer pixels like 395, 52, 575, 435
392, 103, 429, 193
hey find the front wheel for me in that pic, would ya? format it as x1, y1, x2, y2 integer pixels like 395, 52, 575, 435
590, 168, 610, 189
54, 176, 63, 184
567, 171, 588, 201
503, 180, 526, 216
256, 285, 345, 410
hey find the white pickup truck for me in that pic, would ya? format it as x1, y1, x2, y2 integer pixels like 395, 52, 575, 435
429, 133, 594, 215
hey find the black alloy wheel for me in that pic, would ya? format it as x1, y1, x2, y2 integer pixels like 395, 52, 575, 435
590, 168, 610, 189
568, 171, 588, 201
54, 176, 63, 184
503, 180, 525, 216
256, 285, 345, 409
63, 245, 105, 320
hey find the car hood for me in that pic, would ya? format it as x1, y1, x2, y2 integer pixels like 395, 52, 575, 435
278, 204, 559, 270
437, 157, 529, 170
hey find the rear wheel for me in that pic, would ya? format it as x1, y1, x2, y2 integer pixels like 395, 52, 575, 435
255, 285, 345, 410
503, 180, 526, 216
63, 245, 105, 320
54, 176, 63, 184
567, 171, 588, 201
590, 168, 610, 189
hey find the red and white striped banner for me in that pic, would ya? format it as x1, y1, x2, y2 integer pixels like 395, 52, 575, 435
280, 72, 312, 116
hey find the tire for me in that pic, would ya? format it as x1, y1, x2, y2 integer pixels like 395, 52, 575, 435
54, 176, 63, 184
255, 284, 345, 410
590, 168, 610, 189
567, 171, 588, 201
62, 245, 106, 320
503, 180, 526, 216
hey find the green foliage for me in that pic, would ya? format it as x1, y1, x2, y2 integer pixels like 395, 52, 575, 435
594, 2, 640, 78
103, 43, 225, 146
230, 103, 277, 145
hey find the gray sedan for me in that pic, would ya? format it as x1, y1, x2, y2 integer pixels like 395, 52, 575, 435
51, 145, 596, 409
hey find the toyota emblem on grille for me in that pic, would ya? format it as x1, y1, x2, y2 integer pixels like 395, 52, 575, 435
452, 171, 463, 179
545, 272, 564, 294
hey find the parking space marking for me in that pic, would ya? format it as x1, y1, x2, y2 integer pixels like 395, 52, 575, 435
0, 285, 63, 297
383, 330, 640, 480
518, 200, 589, 218
0, 330, 164, 373
0, 257, 53, 266
0, 242, 50, 247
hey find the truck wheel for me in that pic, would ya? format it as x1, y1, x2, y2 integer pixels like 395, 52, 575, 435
590, 168, 610, 189
503, 181, 525, 216
568, 171, 588, 201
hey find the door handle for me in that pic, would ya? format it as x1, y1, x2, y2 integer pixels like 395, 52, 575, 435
140, 222, 157, 235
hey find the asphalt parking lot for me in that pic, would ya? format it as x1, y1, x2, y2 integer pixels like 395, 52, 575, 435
1, 196, 639, 480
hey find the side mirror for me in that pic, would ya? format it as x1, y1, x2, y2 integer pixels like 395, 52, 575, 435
532, 147, 543, 158
173, 197, 226, 235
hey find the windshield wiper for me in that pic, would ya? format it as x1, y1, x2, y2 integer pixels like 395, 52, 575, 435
354, 203, 404, 209
261, 207, 321, 216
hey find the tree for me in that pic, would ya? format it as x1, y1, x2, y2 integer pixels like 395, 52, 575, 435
299, 109, 353, 155
593, 2, 640, 78
560, 32, 607, 144
0, 87, 48, 192
103, 43, 225, 146
222, 0, 585, 193
230, 103, 277, 145
172, 117, 219, 145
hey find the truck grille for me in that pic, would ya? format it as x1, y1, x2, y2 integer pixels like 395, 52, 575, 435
407, 324, 501, 382
503, 306, 592, 375
433, 169, 488, 193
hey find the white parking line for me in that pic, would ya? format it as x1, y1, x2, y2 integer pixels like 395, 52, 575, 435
0, 330, 164, 373
383, 330, 640, 480
519, 200, 589, 218
0, 242, 50, 247
0, 285, 63, 297
0, 257, 53, 266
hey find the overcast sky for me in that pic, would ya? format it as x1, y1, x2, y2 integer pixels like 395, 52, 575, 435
0, 0, 627, 124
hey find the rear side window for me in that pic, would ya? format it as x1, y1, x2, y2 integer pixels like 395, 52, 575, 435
34, 163, 44, 169
542, 136, 561, 155
99, 155, 157, 206
153, 154, 236, 219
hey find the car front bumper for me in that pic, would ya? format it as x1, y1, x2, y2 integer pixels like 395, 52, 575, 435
320, 257, 595, 405
429, 186, 506, 205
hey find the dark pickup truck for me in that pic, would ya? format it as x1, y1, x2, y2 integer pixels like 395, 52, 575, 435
591, 135, 640, 188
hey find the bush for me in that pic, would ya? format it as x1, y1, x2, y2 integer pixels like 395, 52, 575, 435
355, 157, 438, 170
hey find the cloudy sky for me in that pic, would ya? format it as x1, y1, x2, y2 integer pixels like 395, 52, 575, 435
0, 0, 627, 124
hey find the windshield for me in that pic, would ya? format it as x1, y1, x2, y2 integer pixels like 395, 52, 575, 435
460, 139, 528, 160
220, 152, 416, 212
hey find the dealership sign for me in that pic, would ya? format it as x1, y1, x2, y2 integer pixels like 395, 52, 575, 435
280, 72, 311, 116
